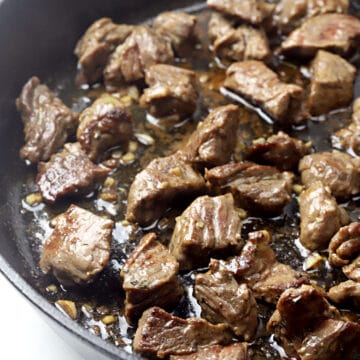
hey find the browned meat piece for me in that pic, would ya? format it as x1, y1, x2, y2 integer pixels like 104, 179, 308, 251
126, 153, 206, 226
206, 162, 294, 215
120, 233, 183, 324
246, 131, 308, 171
299, 151, 360, 200
195, 259, 257, 340
77, 94, 133, 161
170, 343, 248, 360
308, 50, 356, 116
169, 194, 243, 270
133, 307, 233, 358
103, 25, 174, 91
334, 98, 360, 155
224, 61, 304, 124
213, 25, 270, 64
299, 181, 349, 251
179, 105, 239, 169
297, 319, 360, 360
140, 64, 198, 121
329, 222, 360, 282
153, 12, 197, 55
208, 13, 235, 44
16, 77, 78, 164
207, 0, 273, 25
273, 0, 349, 34
219, 230, 307, 303
281, 14, 360, 58
39, 205, 113, 286
328, 280, 360, 306
74, 18, 133, 84
37, 143, 110, 204
267, 284, 340, 357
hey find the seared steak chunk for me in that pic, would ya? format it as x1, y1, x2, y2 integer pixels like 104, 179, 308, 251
273, 0, 349, 34
74, 18, 133, 84
170, 343, 248, 360
121, 233, 183, 324
169, 194, 243, 270
308, 50, 356, 116
299, 151, 360, 200
219, 230, 307, 303
213, 25, 270, 64
267, 284, 360, 359
195, 259, 257, 340
329, 222, 360, 282
104, 25, 174, 91
153, 12, 197, 55
40, 205, 113, 286
37, 143, 110, 203
328, 280, 360, 306
133, 307, 233, 358
179, 105, 239, 169
16, 77, 78, 164
299, 181, 349, 251
140, 64, 198, 121
126, 154, 206, 226
246, 131, 308, 171
208, 13, 235, 44
206, 162, 294, 215
281, 14, 360, 58
224, 61, 304, 124
77, 94, 133, 161
334, 98, 360, 155
207, 0, 273, 25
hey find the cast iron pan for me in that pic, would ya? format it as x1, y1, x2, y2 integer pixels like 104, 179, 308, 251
0, 1, 203, 359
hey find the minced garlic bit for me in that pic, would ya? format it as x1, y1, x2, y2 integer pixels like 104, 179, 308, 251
25, 192, 42, 205
99, 192, 117, 202
169, 167, 182, 176
121, 152, 136, 163
120, 95, 132, 106
104, 177, 115, 188
46, 284, 58, 294
292, 184, 304, 195
303, 252, 323, 271
128, 141, 138, 153
101, 315, 117, 325
135, 132, 155, 146
56, 300, 77, 320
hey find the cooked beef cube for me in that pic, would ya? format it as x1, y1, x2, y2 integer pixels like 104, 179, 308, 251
219, 230, 307, 303
334, 98, 360, 155
133, 307, 233, 358
120, 233, 183, 324
224, 61, 304, 124
299, 151, 360, 200
207, 0, 273, 25
103, 25, 174, 91
169, 194, 243, 270
297, 319, 360, 360
281, 14, 360, 58
328, 280, 360, 306
267, 284, 340, 357
246, 131, 308, 171
139, 64, 198, 121
299, 181, 349, 251
213, 25, 270, 63
74, 18, 133, 84
170, 343, 248, 360
208, 13, 236, 44
178, 105, 239, 169
16, 77, 78, 164
126, 153, 206, 226
273, 0, 349, 34
37, 143, 110, 203
205, 162, 294, 215
39, 205, 113, 286
153, 12, 197, 55
77, 94, 133, 161
195, 259, 257, 340
329, 222, 360, 282
308, 50, 356, 116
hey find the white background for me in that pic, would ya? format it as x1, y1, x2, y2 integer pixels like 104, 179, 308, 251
0, 272, 84, 359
